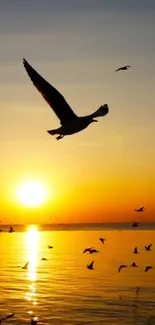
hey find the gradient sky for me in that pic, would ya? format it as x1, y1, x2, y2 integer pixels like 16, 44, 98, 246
0, 0, 155, 224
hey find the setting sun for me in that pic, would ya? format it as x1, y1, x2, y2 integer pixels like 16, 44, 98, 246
17, 180, 47, 207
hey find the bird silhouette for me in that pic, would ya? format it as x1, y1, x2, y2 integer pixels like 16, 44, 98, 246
145, 244, 152, 251
41, 257, 47, 261
83, 247, 94, 254
131, 262, 138, 267
22, 261, 29, 269
135, 206, 145, 212
118, 264, 127, 272
48, 245, 53, 249
99, 237, 105, 244
145, 266, 153, 272
23, 58, 109, 140
115, 65, 130, 72
132, 221, 138, 228
87, 261, 94, 270
133, 247, 139, 254
9, 226, 14, 233
89, 249, 99, 254
0, 313, 15, 324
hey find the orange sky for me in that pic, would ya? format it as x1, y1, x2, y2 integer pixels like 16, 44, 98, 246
0, 1, 155, 224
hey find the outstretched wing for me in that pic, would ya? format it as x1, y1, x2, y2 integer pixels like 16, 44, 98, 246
0, 313, 15, 323
115, 67, 122, 72
23, 58, 78, 124
148, 244, 152, 249
90, 261, 94, 268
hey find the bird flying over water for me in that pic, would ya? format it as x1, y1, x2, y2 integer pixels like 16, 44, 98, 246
48, 245, 53, 249
23, 58, 109, 140
132, 221, 138, 228
83, 247, 94, 254
131, 262, 138, 267
99, 237, 105, 244
145, 266, 153, 272
133, 247, 139, 254
22, 261, 29, 269
115, 65, 130, 72
87, 261, 94, 270
41, 257, 47, 261
135, 206, 145, 212
118, 264, 127, 272
0, 313, 15, 324
89, 249, 99, 254
145, 244, 152, 251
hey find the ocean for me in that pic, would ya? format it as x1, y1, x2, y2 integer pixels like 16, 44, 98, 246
0, 223, 155, 325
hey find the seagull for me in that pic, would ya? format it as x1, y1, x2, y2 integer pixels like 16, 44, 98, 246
132, 221, 138, 228
145, 244, 152, 251
83, 247, 94, 254
99, 237, 105, 244
23, 58, 109, 140
135, 206, 145, 212
0, 313, 15, 324
41, 257, 47, 261
118, 264, 127, 273
48, 245, 53, 249
22, 261, 29, 269
89, 249, 99, 254
131, 262, 138, 267
115, 65, 130, 72
133, 247, 139, 254
145, 266, 153, 272
87, 261, 94, 270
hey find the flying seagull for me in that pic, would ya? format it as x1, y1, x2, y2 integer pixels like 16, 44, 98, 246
115, 65, 130, 72
99, 237, 105, 244
89, 248, 99, 254
83, 247, 94, 254
133, 247, 139, 254
145, 266, 153, 272
87, 261, 94, 270
118, 264, 127, 273
22, 261, 29, 269
131, 262, 138, 267
145, 244, 152, 251
48, 245, 53, 249
135, 206, 145, 212
23, 58, 109, 140
0, 314, 15, 324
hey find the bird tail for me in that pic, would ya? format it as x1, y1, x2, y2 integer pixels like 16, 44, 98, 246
47, 129, 59, 136
91, 104, 109, 118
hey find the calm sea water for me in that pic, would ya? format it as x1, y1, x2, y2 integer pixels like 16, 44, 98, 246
0, 224, 155, 325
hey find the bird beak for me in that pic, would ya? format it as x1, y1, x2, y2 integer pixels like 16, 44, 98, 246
92, 119, 98, 122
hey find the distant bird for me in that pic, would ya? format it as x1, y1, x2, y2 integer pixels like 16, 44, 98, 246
135, 206, 145, 212
22, 261, 29, 269
132, 221, 138, 228
118, 264, 127, 273
87, 261, 94, 270
48, 245, 53, 249
133, 247, 139, 254
99, 237, 105, 244
115, 65, 130, 72
23, 58, 109, 140
131, 262, 138, 267
145, 244, 152, 251
9, 226, 14, 233
41, 257, 47, 261
89, 249, 99, 254
83, 247, 94, 254
31, 317, 38, 325
0, 313, 15, 324
145, 266, 153, 272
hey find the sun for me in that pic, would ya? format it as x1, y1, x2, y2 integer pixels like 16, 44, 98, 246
17, 180, 47, 207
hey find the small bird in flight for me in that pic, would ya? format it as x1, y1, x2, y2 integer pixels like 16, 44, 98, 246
115, 65, 130, 72
145, 244, 152, 251
87, 261, 94, 270
145, 266, 153, 272
22, 261, 29, 269
41, 257, 47, 261
131, 262, 138, 267
99, 237, 105, 244
133, 247, 139, 254
48, 245, 53, 249
83, 247, 94, 254
118, 264, 127, 273
89, 249, 99, 254
135, 206, 145, 212
0, 313, 15, 324
23, 58, 109, 140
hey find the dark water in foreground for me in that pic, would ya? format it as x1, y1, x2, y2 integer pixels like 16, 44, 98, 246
0, 224, 155, 324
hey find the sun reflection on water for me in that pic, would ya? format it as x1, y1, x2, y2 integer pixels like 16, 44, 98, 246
25, 225, 39, 310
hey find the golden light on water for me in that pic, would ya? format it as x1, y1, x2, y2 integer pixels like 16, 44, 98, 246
25, 225, 39, 307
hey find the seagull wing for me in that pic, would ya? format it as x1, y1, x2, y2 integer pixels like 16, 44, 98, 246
24, 261, 29, 269
115, 68, 122, 72
148, 244, 152, 249
23, 58, 78, 125
90, 261, 94, 268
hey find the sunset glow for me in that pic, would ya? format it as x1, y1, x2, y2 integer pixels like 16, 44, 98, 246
17, 180, 47, 207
